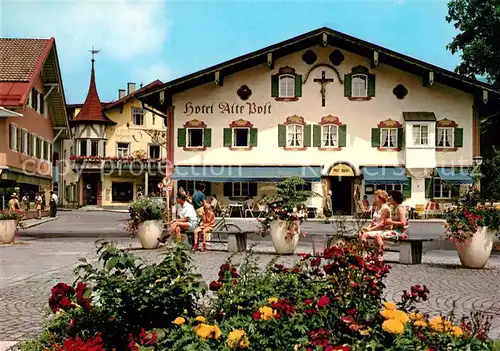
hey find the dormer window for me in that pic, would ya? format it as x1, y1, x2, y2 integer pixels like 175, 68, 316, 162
351, 74, 368, 98
344, 66, 375, 101
271, 66, 302, 101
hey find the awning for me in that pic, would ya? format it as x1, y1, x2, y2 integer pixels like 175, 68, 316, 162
171, 166, 322, 182
362, 167, 409, 185
436, 167, 473, 184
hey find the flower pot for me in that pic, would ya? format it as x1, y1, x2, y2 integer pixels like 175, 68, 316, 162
455, 226, 495, 269
137, 220, 163, 249
0, 220, 17, 244
269, 220, 300, 255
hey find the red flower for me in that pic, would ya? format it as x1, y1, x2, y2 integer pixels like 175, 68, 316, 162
232, 279, 238, 285
310, 257, 322, 267
317, 295, 330, 308
252, 311, 261, 320
209, 280, 223, 291
304, 298, 314, 305
351, 282, 359, 288
340, 316, 353, 324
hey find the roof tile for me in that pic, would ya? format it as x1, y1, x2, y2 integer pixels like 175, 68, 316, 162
0, 39, 51, 82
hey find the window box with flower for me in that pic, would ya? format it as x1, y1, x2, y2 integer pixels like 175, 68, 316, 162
258, 177, 318, 254
444, 186, 500, 269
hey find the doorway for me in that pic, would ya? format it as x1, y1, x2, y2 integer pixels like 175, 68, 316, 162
330, 177, 353, 215
82, 174, 99, 205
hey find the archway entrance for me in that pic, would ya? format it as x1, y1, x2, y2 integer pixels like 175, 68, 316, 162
328, 163, 356, 215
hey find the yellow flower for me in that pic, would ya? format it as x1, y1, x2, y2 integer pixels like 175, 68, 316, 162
173, 317, 185, 325
382, 319, 405, 335
268, 297, 278, 304
413, 320, 427, 328
392, 310, 409, 324
212, 325, 222, 339
452, 326, 463, 337
359, 329, 370, 336
195, 316, 206, 323
227, 329, 249, 349
409, 312, 424, 321
194, 323, 213, 339
429, 316, 453, 332
383, 301, 397, 310
258, 306, 274, 320
380, 309, 396, 319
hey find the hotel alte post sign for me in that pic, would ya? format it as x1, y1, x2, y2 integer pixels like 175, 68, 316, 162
183, 101, 272, 116
329, 163, 355, 177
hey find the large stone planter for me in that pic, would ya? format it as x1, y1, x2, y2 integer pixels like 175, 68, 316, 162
270, 220, 300, 255
455, 226, 495, 269
0, 220, 17, 244
137, 220, 163, 249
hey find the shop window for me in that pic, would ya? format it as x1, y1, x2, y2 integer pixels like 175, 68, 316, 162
112, 182, 134, 202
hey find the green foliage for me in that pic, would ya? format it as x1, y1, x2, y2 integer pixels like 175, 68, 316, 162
127, 196, 164, 234
0, 209, 24, 221
446, 0, 500, 88
481, 150, 500, 202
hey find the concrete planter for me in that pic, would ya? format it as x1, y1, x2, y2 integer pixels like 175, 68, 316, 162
137, 220, 163, 249
0, 220, 17, 244
455, 226, 495, 269
270, 220, 300, 255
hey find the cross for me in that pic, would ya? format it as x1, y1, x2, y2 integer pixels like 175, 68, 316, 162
314, 70, 334, 107
89, 46, 100, 61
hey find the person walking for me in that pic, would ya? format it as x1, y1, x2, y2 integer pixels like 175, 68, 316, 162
22, 194, 30, 211
49, 191, 58, 217
8, 193, 20, 211
35, 193, 43, 219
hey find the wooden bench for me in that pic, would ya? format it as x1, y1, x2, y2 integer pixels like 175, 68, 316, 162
184, 230, 251, 253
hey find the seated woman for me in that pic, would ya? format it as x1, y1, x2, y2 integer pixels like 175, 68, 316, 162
381, 190, 409, 240
193, 202, 215, 251
358, 190, 391, 256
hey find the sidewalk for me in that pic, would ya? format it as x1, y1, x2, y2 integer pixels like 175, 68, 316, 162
20, 216, 58, 229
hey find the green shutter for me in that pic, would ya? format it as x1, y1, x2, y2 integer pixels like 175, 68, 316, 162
397, 128, 404, 148
454, 128, 463, 148
313, 125, 321, 147
223, 128, 232, 147
371, 128, 380, 147
425, 178, 432, 199
368, 74, 376, 97
250, 128, 258, 147
304, 124, 312, 147
295, 75, 302, 97
177, 128, 186, 147
203, 128, 212, 147
403, 178, 412, 198
278, 124, 286, 147
344, 75, 352, 97
271, 75, 279, 97
338, 124, 347, 147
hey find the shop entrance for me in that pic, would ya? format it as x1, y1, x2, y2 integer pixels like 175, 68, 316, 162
328, 163, 356, 215
82, 174, 100, 205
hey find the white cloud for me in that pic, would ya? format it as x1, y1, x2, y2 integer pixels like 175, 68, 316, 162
133, 62, 172, 85
3, 0, 171, 61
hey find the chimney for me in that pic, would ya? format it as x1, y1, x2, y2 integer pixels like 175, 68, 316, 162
118, 89, 126, 99
127, 82, 136, 95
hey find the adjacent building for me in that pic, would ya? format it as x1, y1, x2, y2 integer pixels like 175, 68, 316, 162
137, 27, 500, 215
60, 57, 165, 209
0, 38, 70, 207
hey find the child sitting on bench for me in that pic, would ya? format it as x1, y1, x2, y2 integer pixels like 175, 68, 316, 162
193, 202, 215, 251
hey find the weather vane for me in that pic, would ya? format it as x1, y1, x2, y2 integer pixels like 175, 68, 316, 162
89, 46, 100, 61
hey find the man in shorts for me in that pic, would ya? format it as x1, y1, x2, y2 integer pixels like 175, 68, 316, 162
162, 193, 198, 242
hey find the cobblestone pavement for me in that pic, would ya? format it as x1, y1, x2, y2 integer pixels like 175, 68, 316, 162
1, 237, 499, 349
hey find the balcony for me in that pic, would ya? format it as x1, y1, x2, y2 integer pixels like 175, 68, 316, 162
69, 156, 168, 174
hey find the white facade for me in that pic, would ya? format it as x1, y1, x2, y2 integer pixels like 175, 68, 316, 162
168, 44, 475, 214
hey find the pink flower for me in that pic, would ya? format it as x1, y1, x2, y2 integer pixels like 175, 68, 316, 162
317, 295, 330, 308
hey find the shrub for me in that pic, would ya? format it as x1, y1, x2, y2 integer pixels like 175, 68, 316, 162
127, 196, 164, 234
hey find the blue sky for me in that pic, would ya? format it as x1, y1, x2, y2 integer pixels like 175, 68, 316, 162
2, 0, 460, 104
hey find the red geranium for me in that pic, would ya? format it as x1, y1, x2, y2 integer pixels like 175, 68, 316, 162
317, 295, 330, 308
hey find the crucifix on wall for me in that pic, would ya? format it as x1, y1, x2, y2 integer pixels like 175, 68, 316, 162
314, 70, 334, 107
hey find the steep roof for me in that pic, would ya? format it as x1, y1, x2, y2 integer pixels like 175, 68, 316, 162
138, 27, 500, 111
0, 37, 69, 133
71, 59, 115, 125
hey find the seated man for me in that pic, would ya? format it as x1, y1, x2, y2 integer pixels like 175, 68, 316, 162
160, 193, 198, 242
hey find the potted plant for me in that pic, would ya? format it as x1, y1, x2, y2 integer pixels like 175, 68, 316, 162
259, 177, 317, 254
127, 196, 164, 249
0, 209, 24, 244
444, 186, 500, 269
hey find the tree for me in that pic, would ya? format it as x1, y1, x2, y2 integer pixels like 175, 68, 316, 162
480, 148, 500, 201
446, 0, 500, 88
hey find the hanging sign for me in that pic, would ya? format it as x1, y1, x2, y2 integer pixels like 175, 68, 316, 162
329, 164, 355, 177
162, 177, 171, 186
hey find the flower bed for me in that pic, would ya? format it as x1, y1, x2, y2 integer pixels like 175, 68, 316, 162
19, 240, 498, 350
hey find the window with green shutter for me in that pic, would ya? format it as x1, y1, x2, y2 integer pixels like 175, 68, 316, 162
436, 120, 462, 150
315, 116, 344, 149
373, 120, 403, 150
454, 128, 463, 148
294, 75, 302, 97
304, 124, 312, 147
403, 178, 412, 198
177, 128, 186, 147
345, 66, 375, 100
272, 67, 301, 100
425, 178, 433, 199
371, 128, 380, 148
203, 128, 212, 147
313, 125, 321, 147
